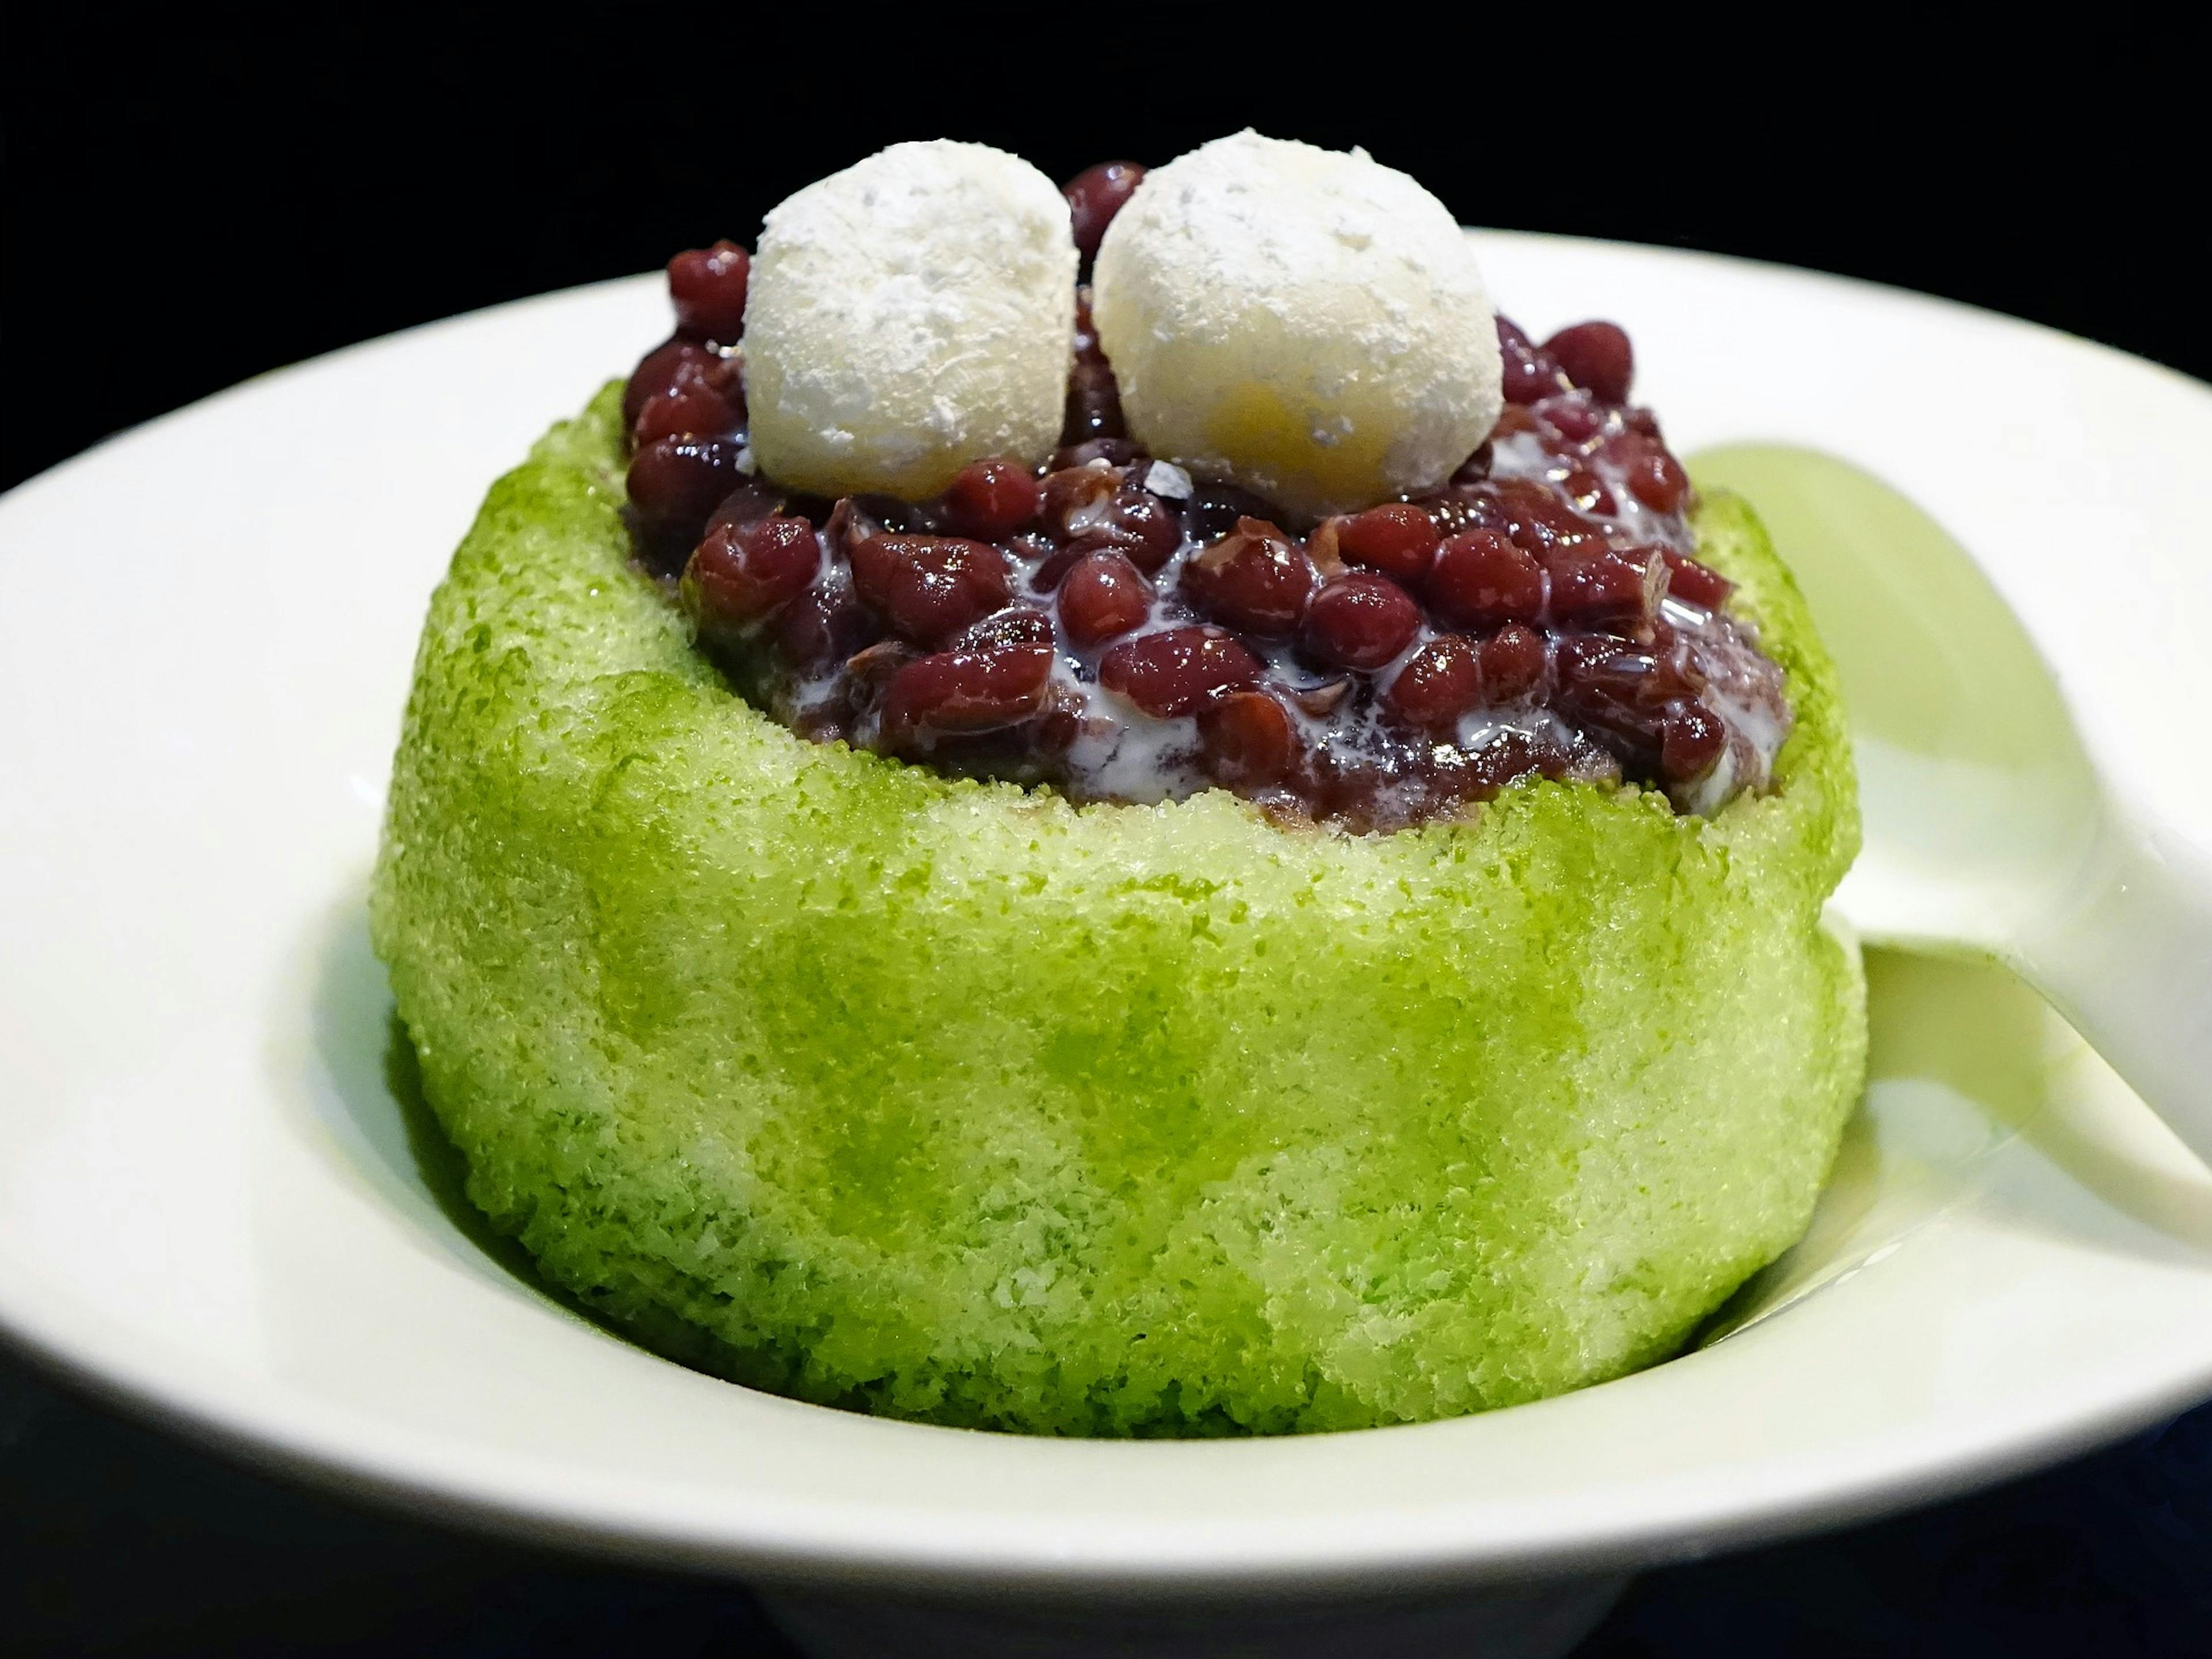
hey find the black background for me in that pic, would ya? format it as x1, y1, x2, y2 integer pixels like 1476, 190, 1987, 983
7, 10, 2212, 1656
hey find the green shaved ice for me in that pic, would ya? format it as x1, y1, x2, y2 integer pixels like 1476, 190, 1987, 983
370, 384, 1865, 1436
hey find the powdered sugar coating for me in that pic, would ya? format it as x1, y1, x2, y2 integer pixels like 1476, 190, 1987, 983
744, 141, 1078, 500
1090, 131, 1503, 521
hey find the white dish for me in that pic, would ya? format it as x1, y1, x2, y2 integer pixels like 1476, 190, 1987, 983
5, 236, 2212, 1618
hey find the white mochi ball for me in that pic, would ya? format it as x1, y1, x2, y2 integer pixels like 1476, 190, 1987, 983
1090, 131, 1502, 521
744, 141, 1077, 501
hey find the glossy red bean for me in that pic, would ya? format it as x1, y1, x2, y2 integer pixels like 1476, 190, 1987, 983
1337, 502, 1441, 583
879, 645, 1054, 745
849, 533, 1013, 648
1181, 518, 1316, 635
668, 241, 751, 343
632, 378, 744, 444
682, 514, 820, 636
627, 435, 748, 551
623, 338, 741, 433
1430, 530, 1544, 630
1198, 691, 1296, 786
1535, 393, 1605, 445
1096, 488, 1184, 571
776, 580, 875, 676
1544, 321, 1634, 405
1384, 635, 1483, 730
1099, 627, 1263, 718
1065, 161, 1145, 263
1547, 548, 1664, 628
1304, 574, 1421, 671
1497, 316, 1566, 405
960, 607, 1056, 651
705, 482, 787, 535
943, 458, 1043, 540
1661, 549, 1734, 609
1058, 550, 1152, 647
1479, 623, 1547, 700
1622, 442, 1691, 514
1661, 702, 1728, 782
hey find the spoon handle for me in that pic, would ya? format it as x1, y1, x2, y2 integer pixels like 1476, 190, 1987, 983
2014, 812, 2212, 1166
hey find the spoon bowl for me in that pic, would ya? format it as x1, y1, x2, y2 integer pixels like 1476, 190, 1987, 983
1692, 445, 2212, 1165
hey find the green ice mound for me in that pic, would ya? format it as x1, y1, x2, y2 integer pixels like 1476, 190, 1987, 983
370, 384, 1866, 1436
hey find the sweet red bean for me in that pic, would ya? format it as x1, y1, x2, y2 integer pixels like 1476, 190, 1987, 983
1181, 518, 1316, 635
943, 459, 1043, 540
1065, 161, 1145, 263
1094, 487, 1184, 571
1304, 574, 1421, 671
1058, 550, 1152, 647
1661, 550, 1733, 608
849, 532, 1013, 647
628, 435, 748, 552
633, 378, 744, 444
668, 241, 751, 344
683, 514, 820, 636
1497, 316, 1565, 405
1615, 435, 1691, 514
1661, 702, 1728, 781
1198, 691, 1296, 786
776, 580, 876, 675
1063, 356, 1126, 443
1535, 393, 1605, 445
879, 645, 1054, 745
1430, 530, 1544, 630
960, 607, 1056, 651
1547, 547, 1664, 628
1543, 321, 1634, 405
1385, 635, 1483, 730
1338, 503, 1441, 583
623, 338, 741, 432
1479, 623, 1547, 700
705, 481, 787, 535
1099, 627, 1262, 718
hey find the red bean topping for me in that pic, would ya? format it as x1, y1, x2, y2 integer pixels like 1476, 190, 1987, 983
1661, 702, 1728, 782
879, 645, 1055, 747
1058, 550, 1153, 647
1479, 623, 1548, 702
1547, 547, 1664, 628
1181, 517, 1316, 635
1337, 502, 1441, 584
1543, 321, 1634, 405
1535, 393, 1605, 445
622, 244, 1781, 830
776, 580, 875, 676
849, 532, 1013, 648
1304, 574, 1422, 672
705, 481, 787, 535
1095, 487, 1184, 571
1497, 316, 1567, 406
1199, 691, 1296, 786
1430, 530, 1544, 630
1099, 627, 1263, 718
960, 606, 1056, 651
942, 458, 1043, 540
623, 338, 741, 433
668, 241, 751, 344
1065, 161, 1145, 264
682, 514, 819, 636
1661, 549, 1733, 609
1384, 635, 1483, 730
628, 435, 748, 555
1620, 440, 1691, 514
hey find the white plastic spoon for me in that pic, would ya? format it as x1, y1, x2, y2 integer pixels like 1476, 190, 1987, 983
1691, 444, 2212, 1165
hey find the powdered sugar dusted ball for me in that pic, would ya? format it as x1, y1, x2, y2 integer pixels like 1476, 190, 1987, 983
745, 142, 1077, 501
1091, 131, 1502, 521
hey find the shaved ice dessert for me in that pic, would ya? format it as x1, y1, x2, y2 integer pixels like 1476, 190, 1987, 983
370, 134, 1863, 1435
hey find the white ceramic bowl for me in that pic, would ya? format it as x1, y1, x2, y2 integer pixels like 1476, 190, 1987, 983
5, 236, 2212, 1654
